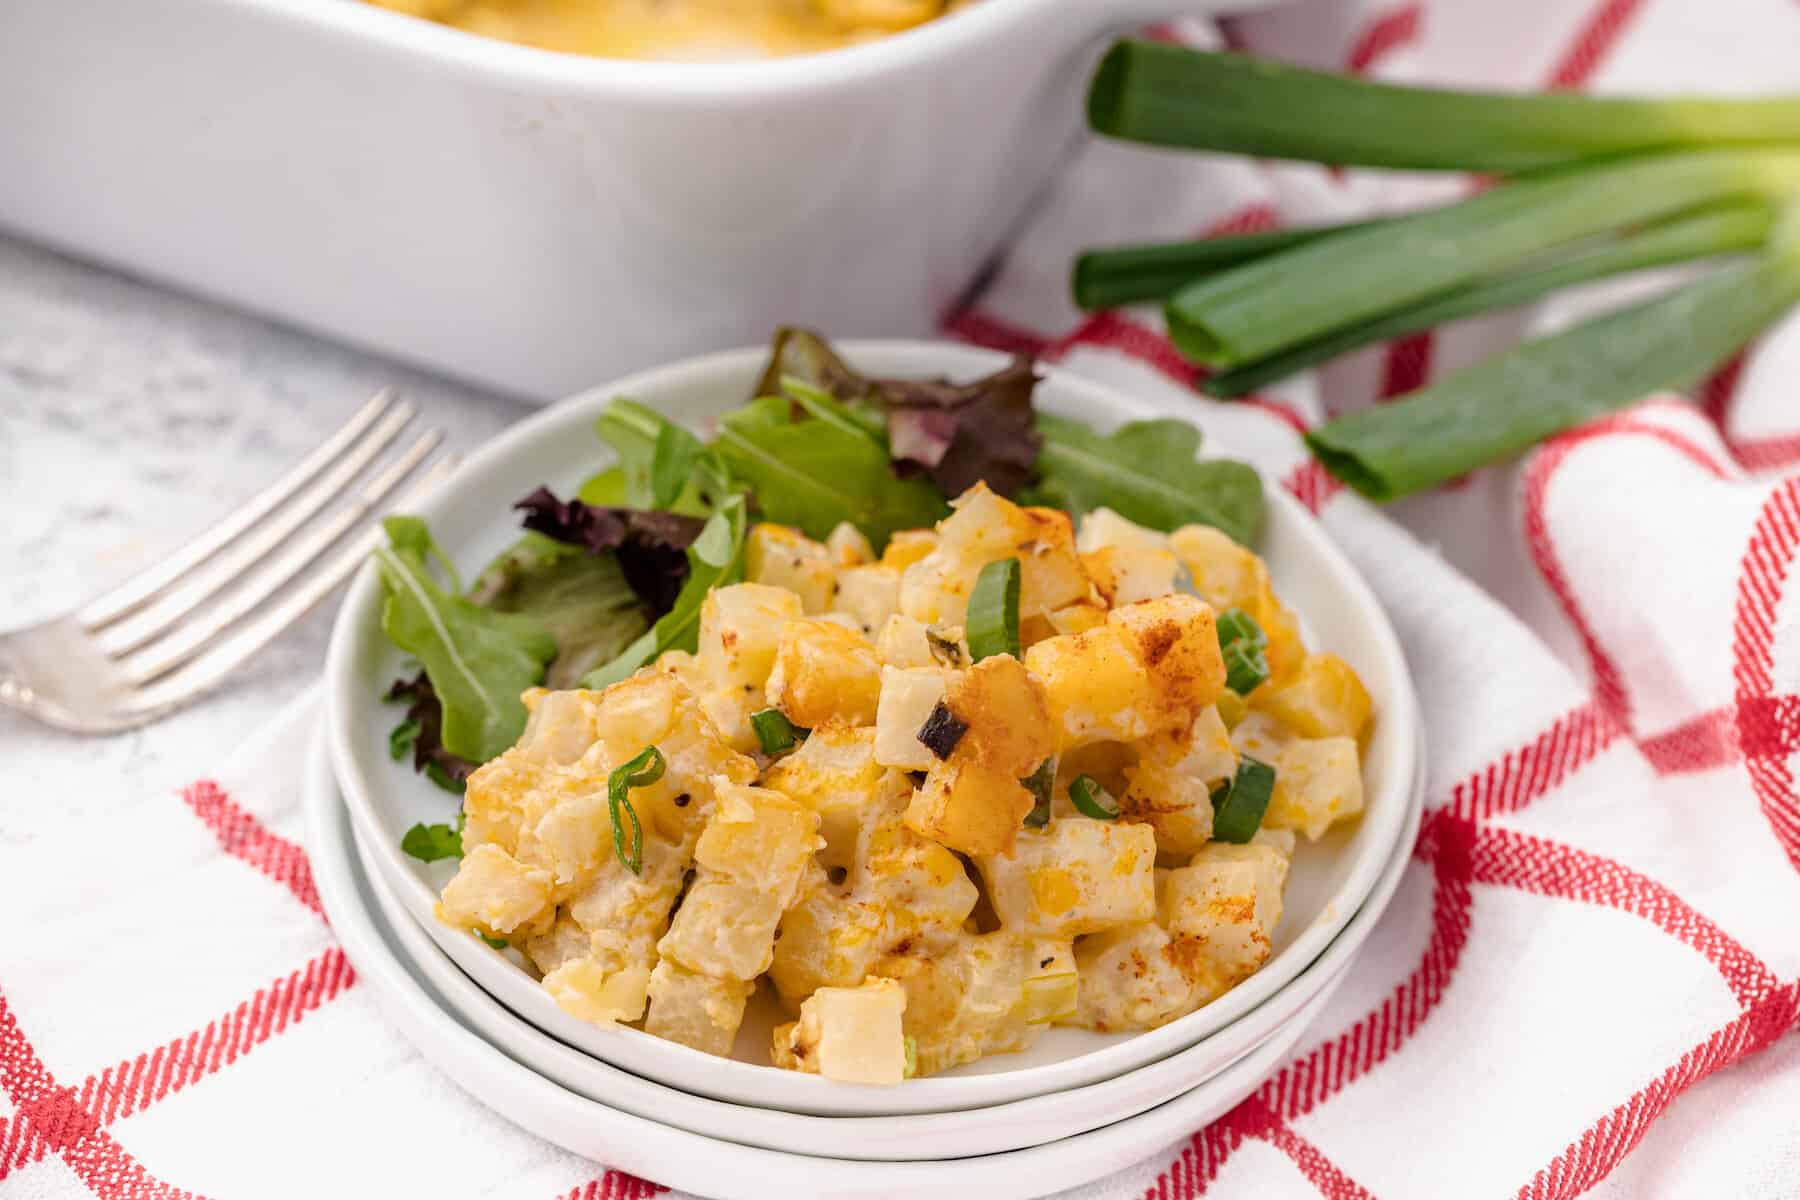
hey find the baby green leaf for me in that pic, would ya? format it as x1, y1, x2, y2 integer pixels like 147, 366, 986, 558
717, 395, 948, 548
401, 821, 464, 863
595, 398, 733, 515
469, 531, 651, 689
1023, 414, 1264, 546
373, 517, 557, 764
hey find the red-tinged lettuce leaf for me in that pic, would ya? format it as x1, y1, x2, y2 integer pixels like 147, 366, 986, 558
753, 327, 1044, 499
514, 487, 705, 616
385, 672, 478, 791
877, 357, 1043, 498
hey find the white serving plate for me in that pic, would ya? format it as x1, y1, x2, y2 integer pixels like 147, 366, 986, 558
341, 722, 1423, 1160
325, 340, 1422, 1115
306, 743, 1371, 1200
1, 0, 1272, 398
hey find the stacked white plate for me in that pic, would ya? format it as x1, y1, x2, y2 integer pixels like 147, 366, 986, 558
308, 343, 1426, 1199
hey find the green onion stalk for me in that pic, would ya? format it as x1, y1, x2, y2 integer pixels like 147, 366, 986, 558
1307, 201, 1800, 501
1088, 40, 1800, 173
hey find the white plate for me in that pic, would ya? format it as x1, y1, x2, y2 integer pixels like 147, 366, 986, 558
342, 724, 1423, 1160
326, 340, 1422, 1115
307, 730, 1388, 1199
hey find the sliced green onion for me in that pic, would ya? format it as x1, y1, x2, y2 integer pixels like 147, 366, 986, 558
1211, 756, 1276, 844
1308, 204, 1800, 500
1021, 758, 1056, 828
1074, 220, 1380, 310
1069, 774, 1120, 821
475, 930, 509, 950
1207, 200, 1775, 396
607, 745, 665, 874
1087, 40, 1800, 173
1221, 642, 1270, 696
1216, 607, 1270, 695
1163, 148, 1800, 367
751, 708, 808, 755
967, 557, 1021, 661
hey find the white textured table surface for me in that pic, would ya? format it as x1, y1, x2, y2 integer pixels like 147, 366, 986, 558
0, 233, 529, 839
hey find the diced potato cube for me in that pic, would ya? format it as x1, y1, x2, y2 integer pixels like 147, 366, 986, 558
1229, 710, 1291, 763
1267, 736, 1364, 840
644, 960, 755, 1057
769, 880, 887, 1007
698, 583, 804, 690
658, 879, 788, 980
438, 844, 554, 938
880, 932, 1041, 1076
904, 759, 1034, 858
875, 615, 968, 670
771, 977, 908, 1084
1082, 543, 1180, 608
977, 820, 1156, 936
694, 783, 821, 899
1161, 841, 1289, 992
761, 725, 885, 874
764, 618, 883, 729
946, 654, 1056, 776
521, 912, 591, 978
898, 485, 1090, 626
1119, 706, 1236, 861
873, 666, 951, 771
746, 523, 837, 613
565, 834, 688, 992
1169, 524, 1261, 612
1025, 595, 1224, 749
880, 528, 938, 571
1254, 653, 1373, 740
1046, 601, 1107, 636
1071, 922, 1200, 1032
1170, 525, 1303, 682
859, 803, 979, 928
826, 521, 875, 567
659, 783, 820, 980
1253, 826, 1298, 856
543, 957, 652, 1025
1078, 508, 1169, 555
833, 564, 902, 637
1020, 938, 1078, 1024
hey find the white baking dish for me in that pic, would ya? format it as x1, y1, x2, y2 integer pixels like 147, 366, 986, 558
0, 0, 1253, 399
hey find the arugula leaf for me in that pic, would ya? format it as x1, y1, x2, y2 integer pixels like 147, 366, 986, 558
1023, 415, 1264, 546
717, 395, 948, 548
580, 495, 749, 689
401, 821, 463, 863
373, 516, 557, 763
469, 531, 652, 688
595, 399, 733, 516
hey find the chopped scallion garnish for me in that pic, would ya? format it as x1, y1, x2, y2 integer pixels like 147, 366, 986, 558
1216, 607, 1270, 695
1068, 774, 1120, 821
966, 557, 1022, 661
607, 745, 665, 874
1021, 758, 1056, 828
1211, 756, 1276, 844
751, 708, 808, 756
475, 930, 508, 950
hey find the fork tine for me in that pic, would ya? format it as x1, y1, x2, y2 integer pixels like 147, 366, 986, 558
120, 431, 443, 685
91, 398, 416, 655
78, 388, 400, 630
124, 453, 460, 718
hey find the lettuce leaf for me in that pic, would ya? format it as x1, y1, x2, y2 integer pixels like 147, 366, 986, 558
513, 488, 703, 616
1023, 415, 1264, 545
468, 531, 651, 688
373, 516, 557, 763
717, 395, 948, 548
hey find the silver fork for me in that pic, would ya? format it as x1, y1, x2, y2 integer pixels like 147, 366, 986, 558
0, 389, 458, 734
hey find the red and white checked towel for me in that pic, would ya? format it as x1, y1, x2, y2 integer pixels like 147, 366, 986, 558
6, 1, 1800, 1197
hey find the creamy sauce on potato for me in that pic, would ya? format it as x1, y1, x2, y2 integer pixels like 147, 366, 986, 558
366, 0, 968, 60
